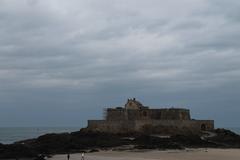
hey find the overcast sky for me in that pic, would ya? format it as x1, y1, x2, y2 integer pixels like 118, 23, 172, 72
0, 0, 240, 127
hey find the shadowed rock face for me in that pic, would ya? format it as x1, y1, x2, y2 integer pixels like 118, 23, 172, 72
0, 128, 240, 159
207, 129, 240, 147
0, 143, 38, 158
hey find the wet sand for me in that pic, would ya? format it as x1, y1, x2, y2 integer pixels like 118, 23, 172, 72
49, 149, 240, 160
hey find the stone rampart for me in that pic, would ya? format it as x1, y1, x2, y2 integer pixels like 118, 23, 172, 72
106, 108, 191, 121
87, 119, 214, 134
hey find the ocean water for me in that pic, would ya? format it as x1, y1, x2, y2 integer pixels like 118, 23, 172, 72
0, 127, 80, 144
0, 127, 240, 144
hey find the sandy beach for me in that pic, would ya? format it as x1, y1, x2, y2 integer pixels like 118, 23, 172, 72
49, 149, 240, 160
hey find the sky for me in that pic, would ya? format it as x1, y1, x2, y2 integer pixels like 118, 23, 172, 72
0, 0, 240, 127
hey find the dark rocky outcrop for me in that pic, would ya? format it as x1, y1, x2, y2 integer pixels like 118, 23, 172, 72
207, 128, 240, 147
0, 143, 38, 159
0, 128, 240, 159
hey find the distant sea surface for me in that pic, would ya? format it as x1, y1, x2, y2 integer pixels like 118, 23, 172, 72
0, 127, 240, 144
0, 127, 80, 144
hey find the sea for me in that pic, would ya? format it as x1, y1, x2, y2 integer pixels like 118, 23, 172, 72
0, 127, 240, 144
0, 127, 80, 144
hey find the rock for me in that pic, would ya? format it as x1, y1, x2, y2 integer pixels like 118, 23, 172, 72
207, 128, 240, 147
0, 143, 38, 158
1, 128, 240, 158
34, 154, 47, 160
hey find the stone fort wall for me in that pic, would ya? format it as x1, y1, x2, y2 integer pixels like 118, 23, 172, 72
106, 108, 191, 121
87, 98, 214, 134
87, 119, 214, 133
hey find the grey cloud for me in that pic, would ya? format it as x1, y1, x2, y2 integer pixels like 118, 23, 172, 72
0, 0, 239, 127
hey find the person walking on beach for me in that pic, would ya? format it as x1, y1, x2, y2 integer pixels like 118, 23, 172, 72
67, 153, 70, 160
81, 152, 85, 160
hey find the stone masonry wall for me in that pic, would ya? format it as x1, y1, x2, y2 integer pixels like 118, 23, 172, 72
87, 120, 136, 133
87, 119, 214, 133
106, 108, 191, 121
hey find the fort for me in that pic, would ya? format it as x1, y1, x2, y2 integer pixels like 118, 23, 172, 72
87, 98, 214, 134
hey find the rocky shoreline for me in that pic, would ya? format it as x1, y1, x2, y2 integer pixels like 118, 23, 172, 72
0, 128, 240, 159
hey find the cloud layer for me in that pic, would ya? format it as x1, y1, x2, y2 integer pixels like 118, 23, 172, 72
0, 0, 240, 127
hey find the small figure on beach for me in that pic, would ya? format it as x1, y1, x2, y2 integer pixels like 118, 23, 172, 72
81, 152, 85, 160
67, 153, 70, 160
